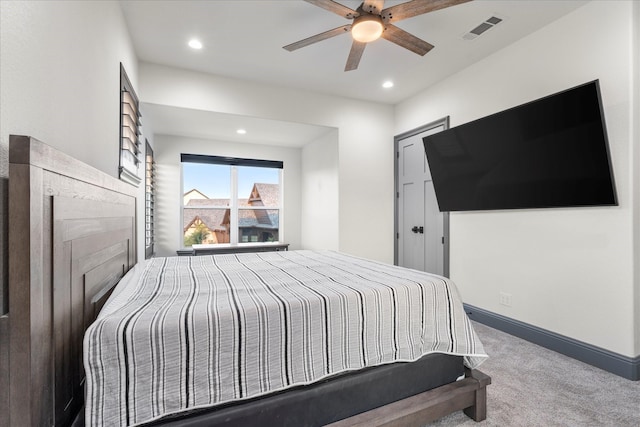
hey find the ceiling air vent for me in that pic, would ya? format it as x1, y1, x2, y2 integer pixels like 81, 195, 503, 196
463, 15, 503, 41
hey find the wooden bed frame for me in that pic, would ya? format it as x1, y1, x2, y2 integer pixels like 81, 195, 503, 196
0, 136, 490, 427
0, 136, 137, 427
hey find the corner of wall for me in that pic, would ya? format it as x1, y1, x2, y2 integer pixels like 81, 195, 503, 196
300, 129, 339, 251
632, 0, 640, 358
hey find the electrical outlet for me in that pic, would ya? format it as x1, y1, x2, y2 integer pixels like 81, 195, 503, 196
499, 292, 512, 307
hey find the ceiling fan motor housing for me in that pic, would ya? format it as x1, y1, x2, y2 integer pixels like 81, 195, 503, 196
351, 14, 385, 43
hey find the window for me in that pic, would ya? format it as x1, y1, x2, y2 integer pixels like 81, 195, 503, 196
181, 154, 283, 247
119, 63, 142, 186
145, 141, 155, 259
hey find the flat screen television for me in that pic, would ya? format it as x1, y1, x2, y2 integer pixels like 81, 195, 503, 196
422, 80, 617, 212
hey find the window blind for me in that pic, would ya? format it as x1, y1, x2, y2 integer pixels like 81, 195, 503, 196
145, 141, 155, 259
181, 153, 283, 169
119, 63, 142, 186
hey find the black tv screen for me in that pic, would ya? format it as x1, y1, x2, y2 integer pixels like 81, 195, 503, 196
422, 80, 617, 212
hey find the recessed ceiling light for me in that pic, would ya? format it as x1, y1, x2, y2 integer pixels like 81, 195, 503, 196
382, 80, 394, 89
236, 129, 247, 135
188, 39, 203, 50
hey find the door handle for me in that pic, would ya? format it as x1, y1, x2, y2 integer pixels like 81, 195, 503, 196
411, 226, 424, 234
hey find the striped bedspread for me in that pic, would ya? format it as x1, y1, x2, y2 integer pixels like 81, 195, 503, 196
84, 250, 487, 426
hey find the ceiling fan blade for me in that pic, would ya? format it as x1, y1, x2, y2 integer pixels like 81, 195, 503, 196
382, 0, 472, 23
362, 0, 385, 15
381, 24, 434, 56
283, 25, 351, 51
305, 0, 358, 19
345, 41, 366, 71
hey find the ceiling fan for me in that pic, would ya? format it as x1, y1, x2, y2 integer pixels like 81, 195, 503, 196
284, 0, 472, 71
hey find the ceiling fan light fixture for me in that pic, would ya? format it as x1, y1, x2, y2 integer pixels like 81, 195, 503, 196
351, 15, 384, 43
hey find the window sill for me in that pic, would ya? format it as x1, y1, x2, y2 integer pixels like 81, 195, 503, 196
191, 242, 289, 256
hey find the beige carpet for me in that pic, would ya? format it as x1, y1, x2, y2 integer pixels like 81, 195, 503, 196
428, 322, 640, 426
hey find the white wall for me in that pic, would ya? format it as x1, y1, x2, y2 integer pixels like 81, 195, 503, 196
0, 0, 137, 177
396, 1, 638, 357
0, 0, 142, 307
140, 63, 395, 262
153, 135, 303, 257
301, 129, 340, 251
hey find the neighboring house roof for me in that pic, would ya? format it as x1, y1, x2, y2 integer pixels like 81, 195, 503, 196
186, 198, 229, 207
238, 210, 279, 229
184, 183, 279, 232
250, 183, 279, 206
183, 207, 228, 232
184, 188, 209, 199
224, 205, 279, 228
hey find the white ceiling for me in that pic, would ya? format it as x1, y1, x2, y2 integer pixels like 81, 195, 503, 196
121, 0, 587, 145
143, 103, 335, 147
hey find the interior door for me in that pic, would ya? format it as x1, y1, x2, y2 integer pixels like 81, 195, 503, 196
395, 120, 448, 276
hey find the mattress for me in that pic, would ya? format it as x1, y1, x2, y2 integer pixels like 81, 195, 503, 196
84, 250, 487, 427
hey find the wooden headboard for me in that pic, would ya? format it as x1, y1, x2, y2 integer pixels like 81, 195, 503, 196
0, 136, 137, 426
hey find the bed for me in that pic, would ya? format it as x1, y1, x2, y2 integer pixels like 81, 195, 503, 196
0, 136, 490, 427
